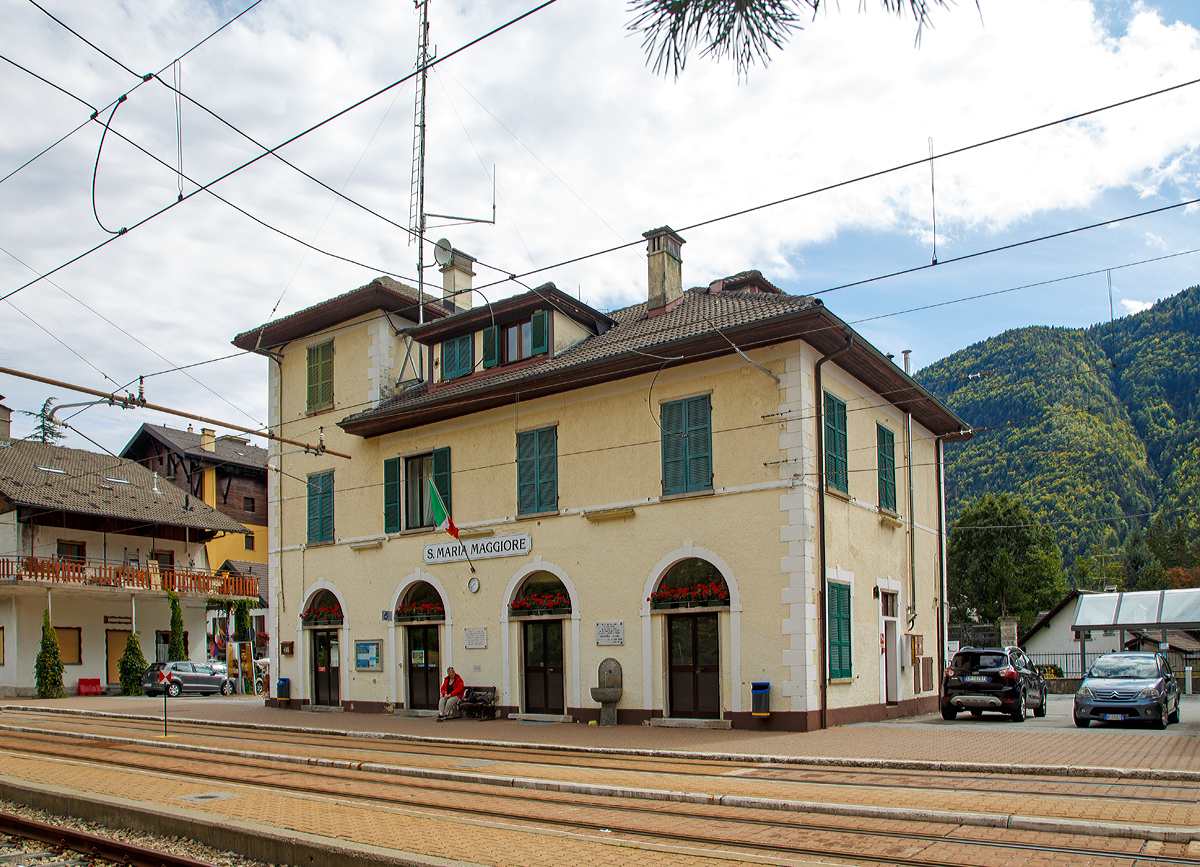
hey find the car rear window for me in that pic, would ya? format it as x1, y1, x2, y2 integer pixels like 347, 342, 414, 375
146, 663, 165, 672
952, 652, 1008, 672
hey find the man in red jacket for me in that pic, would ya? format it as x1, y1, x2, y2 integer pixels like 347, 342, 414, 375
438, 666, 465, 720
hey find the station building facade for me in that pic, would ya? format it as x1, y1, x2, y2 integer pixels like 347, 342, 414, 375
237, 229, 971, 729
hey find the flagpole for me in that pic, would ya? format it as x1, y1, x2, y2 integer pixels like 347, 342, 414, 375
428, 478, 474, 572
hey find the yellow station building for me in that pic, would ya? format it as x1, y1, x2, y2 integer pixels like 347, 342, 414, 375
235, 228, 971, 729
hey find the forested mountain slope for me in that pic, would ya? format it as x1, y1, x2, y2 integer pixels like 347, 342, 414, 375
918, 284, 1200, 565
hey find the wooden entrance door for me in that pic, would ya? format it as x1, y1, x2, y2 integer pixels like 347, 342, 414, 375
105, 629, 130, 685
523, 619, 564, 714
407, 624, 440, 709
668, 613, 720, 718
312, 630, 340, 706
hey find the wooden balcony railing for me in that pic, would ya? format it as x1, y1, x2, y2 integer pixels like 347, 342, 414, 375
0, 556, 257, 598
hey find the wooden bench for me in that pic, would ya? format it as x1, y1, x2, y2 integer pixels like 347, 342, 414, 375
457, 686, 497, 720
77, 678, 103, 696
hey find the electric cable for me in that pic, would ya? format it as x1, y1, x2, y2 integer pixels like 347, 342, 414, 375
1, 0, 561, 304
90, 95, 128, 235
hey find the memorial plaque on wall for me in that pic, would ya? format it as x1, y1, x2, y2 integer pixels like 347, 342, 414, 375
596, 621, 624, 646
464, 627, 487, 649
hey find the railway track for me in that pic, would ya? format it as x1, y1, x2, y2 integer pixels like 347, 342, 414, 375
0, 721, 1194, 867
0, 810, 219, 867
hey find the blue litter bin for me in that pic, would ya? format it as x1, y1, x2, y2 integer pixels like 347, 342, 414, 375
276, 677, 290, 700
752, 682, 770, 717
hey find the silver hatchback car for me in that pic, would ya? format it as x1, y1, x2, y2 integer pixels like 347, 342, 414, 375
1074, 651, 1180, 728
143, 661, 234, 697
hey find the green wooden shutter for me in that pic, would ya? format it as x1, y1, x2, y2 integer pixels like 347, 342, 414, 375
516, 431, 537, 514
536, 426, 557, 511
383, 457, 401, 533
684, 395, 712, 492
441, 340, 454, 380
824, 393, 847, 493
459, 334, 473, 376
877, 425, 896, 511
661, 400, 686, 495
829, 582, 852, 679
530, 310, 548, 356
307, 343, 334, 411
482, 326, 499, 369
432, 447, 451, 517
306, 347, 319, 412
318, 472, 334, 542
306, 475, 321, 543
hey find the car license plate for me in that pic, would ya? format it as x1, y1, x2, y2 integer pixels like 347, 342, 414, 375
1103, 714, 1125, 721
963, 675, 988, 683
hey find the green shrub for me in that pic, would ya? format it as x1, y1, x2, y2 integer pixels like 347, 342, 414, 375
118, 633, 148, 695
34, 609, 65, 699
167, 591, 187, 662
1036, 663, 1065, 679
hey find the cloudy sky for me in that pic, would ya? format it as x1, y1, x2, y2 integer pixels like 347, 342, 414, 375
1, 0, 1198, 452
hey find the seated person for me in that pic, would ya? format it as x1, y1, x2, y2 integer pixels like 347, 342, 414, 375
438, 666, 465, 720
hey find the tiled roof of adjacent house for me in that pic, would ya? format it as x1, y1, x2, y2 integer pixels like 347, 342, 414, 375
218, 559, 268, 601
0, 439, 248, 533
123, 424, 268, 472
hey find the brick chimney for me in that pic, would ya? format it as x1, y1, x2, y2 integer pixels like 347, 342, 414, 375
200, 428, 215, 452
0, 396, 10, 442
644, 226, 685, 316
440, 248, 476, 311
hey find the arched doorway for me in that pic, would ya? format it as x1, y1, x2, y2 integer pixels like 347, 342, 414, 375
303, 589, 342, 707
510, 571, 571, 714
651, 558, 729, 719
396, 581, 444, 710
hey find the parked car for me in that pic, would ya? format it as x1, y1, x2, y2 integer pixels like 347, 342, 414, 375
1073, 651, 1180, 728
142, 661, 234, 697
206, 659, 228, 677
941, 646, 1047, 721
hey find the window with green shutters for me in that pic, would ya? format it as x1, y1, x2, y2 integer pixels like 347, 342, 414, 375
517, 426, 557, 514
306, 341, 334, 412
661, 395, 712, 495
383, 457, 401, 533
404, 447, 451, 529
823, 392, 847, 493
877, 424, 896, 512
828, 581, 852, 679
306, 471, 334, 543
441, 334, 473, 380
482, 310, 548, 370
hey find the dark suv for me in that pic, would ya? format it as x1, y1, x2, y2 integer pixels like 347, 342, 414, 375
941, 646, 1047, 721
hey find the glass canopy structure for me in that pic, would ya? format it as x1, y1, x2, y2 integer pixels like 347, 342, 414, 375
1072, 589, 1200, 633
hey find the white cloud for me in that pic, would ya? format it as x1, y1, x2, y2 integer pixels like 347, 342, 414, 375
1121, 298, 1154, 314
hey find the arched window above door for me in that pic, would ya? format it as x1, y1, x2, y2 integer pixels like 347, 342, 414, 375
396, 581, 445, 622
510, 571, 571, 617
302, 589, 342, 625
649, 558, 729, 610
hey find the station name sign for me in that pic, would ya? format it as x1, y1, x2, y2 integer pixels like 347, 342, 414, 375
423, 533, 532, 565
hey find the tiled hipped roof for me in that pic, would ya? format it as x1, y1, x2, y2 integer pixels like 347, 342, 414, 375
340, 282, 971, 440
0, 439, 248, 533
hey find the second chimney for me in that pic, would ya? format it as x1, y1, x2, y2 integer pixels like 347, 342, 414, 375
441, 248, 476, 311
0, 396, 10, 442
644, 226, 685, 316
200, 428, 215, 452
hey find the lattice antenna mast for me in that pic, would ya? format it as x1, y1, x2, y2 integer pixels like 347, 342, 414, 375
410, 0, 432, 339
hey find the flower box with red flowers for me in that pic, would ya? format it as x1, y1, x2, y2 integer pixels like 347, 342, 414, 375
301, 604, 343, 625
508, 592, 571, 617
394, 601, 445, 623
648, 582, 730, 610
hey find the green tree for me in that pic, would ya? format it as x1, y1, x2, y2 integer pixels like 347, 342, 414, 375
167, 591, 187, 661
233, 599, 252, 642
628, 0, 970, 77
948, 493, 1068, 632
34, 609, 65, 699
18, 397, 66, 445
1122, 527, 1168, 592
118, 633, 148, 696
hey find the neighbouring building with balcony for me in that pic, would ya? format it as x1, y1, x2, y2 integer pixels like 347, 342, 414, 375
0, 400, 258, 695
236, 230, 971, 729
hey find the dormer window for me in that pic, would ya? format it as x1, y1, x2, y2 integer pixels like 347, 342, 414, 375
483, 310, 548, 369
441, 334, 473, 380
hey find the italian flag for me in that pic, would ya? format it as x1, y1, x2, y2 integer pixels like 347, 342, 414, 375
428, 478, 459, 540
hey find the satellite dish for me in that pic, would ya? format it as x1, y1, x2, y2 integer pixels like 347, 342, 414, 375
433, 238, 453, 266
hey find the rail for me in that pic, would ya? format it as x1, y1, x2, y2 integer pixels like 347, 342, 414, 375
0, 556, 256, 597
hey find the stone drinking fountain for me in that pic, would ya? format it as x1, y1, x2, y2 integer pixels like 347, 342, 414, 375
589, 657, 623, 726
